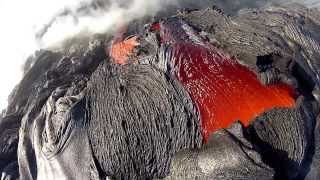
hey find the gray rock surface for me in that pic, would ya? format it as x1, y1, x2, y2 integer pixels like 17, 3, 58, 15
1, 3, 320, 180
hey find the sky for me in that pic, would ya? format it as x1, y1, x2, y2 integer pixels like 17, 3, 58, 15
0, 0, 177, 110
0, 0, 90, 110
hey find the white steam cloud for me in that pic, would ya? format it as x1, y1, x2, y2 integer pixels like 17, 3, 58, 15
37, 0, 180, 47
0, 0, 319, 111
0, 0, 91, 110
0, 0, 178, 111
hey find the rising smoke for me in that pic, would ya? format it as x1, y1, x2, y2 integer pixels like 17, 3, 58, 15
28, 0, 320, 50
36, 0, 181, 47
0, 0, 319, 110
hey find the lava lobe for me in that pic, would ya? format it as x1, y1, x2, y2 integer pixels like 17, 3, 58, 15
111, 20, 296, 141
171, 42, 295, 140
159, 20, 295, 141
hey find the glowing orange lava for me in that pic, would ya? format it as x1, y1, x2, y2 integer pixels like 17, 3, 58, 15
111, 21, 296, 142
110, 36, 140, 64
171, 43, 295, 141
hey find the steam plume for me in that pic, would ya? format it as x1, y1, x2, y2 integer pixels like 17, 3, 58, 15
0, 0, 319, 110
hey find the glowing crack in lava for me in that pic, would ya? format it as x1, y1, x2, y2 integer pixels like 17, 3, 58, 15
111, 20, 296, 141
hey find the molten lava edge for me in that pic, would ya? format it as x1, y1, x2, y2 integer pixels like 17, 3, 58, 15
110, 36, 140, 64
171, 42, 295, 141
110, 24, 296, 142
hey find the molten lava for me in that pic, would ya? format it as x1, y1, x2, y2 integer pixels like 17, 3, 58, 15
159, 20, 295, 141
111, 21, 296, 142
171, 43, 295, 141
110, 36, 140, 64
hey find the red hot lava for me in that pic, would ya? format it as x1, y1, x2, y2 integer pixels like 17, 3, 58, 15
110, 26, 140, 64
171, 42, 295, 141
110, 21, 296, 142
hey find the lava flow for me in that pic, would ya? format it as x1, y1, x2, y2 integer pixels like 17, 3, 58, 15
110, 26, 140, 64
171, 43, 295, 141
111, 20, 296, 142
159, 20, 295, 141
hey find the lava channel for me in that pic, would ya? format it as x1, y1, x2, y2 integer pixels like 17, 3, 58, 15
170, 42, 295, 141
111, 21, 296, 142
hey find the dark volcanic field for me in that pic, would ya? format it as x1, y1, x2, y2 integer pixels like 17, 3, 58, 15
1, 2, 320, 180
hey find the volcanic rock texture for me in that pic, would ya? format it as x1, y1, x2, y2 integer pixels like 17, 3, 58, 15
1, 2, 320, 180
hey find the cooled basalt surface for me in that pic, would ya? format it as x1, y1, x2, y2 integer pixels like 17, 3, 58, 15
0, 3, 320, 180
